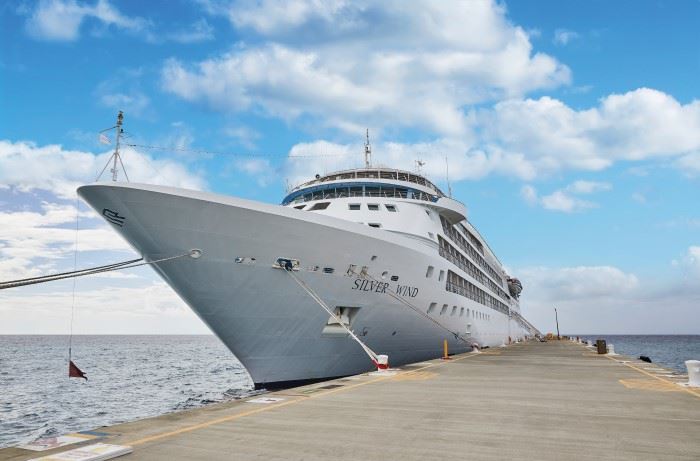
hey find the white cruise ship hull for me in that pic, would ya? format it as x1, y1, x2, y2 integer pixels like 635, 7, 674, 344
78, 183, 531, 387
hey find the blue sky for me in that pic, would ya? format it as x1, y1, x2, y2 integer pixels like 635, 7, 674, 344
1, 0, 699, 335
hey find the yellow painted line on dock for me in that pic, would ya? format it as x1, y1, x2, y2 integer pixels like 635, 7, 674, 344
605, 355, 700, 399
127, 352, 483, 447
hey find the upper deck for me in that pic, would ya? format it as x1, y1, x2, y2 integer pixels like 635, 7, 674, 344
283, 168, 446, 205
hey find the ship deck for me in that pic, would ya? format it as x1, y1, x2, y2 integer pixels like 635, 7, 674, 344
2, 340, 698, 461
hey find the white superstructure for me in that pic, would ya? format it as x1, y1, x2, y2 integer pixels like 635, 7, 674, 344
78, 165, 538, 388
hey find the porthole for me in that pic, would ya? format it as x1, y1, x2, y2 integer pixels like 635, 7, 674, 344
381, 271, 389, 279
390, 275, 399, 282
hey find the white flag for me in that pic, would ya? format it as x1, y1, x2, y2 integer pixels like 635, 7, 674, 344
99, 133, 111, 145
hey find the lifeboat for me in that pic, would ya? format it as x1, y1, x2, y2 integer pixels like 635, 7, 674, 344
507, 277, 523, 299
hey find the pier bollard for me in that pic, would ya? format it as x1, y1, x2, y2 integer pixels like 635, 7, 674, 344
607, 344, 617, 355
375, 355, 389, 370
596, 339, 607, 355
686, 360, 700, 387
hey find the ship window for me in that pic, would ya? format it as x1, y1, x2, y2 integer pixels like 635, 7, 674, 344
438, 270, 445, 282
385, 204, 397, 212
381, 271, 389, 279
391, 275, 399, 282
425, 210, 431, 216
426, 266, 434, 278
451, 306, 457, 316
427, 302, 436, 314
428, 232, 434, 239
309, 202, 330, 211
349, 203, 361, 210
368, 204, 379, 211
323, 267, 335, 274
466, 308, 470, 317
368, 223, 381, 228
440, 304, 448, 315
460, 307, 464, 316
294, 205, 306, 210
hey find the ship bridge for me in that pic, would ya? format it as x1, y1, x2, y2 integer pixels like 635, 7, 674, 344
282, 168, 466, 225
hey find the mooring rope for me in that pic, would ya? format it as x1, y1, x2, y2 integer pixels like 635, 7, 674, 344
0, 251, 197, 291
283, 266, 381, 365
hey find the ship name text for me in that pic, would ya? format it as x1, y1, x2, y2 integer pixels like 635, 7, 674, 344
352, 279, 419, 298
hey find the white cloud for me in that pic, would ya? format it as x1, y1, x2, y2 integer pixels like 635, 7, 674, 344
25, 0, 149, 41
166, 18, 215, 43
478, 88, 700, 176
553, 28, 579, 46
676, 151, 700, 176
163, 0, 570, 136
0, 281, 210, 334
517, 259, 700, 334
566, 180, 611, 194
0, 201, 131, 280
0, 140, 207, 199
518, 180, 610, 213
540, 190, 594, 213
520, 185, 538, 205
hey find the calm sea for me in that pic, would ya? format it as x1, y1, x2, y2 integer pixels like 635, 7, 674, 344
577, 335, 699, 372
1, 335, 698, 449
0, 335, 254, 449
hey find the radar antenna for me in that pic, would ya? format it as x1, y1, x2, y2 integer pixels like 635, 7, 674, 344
364, 129, 372, 168
445, 155, 453, 198
96, 111, 129, 182
415, 159, 425, 174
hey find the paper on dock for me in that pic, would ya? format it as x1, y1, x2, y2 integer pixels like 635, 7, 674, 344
27, 443, 132, 461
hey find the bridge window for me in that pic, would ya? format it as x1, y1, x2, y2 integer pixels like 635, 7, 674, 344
348, 203, 361, 210
385, 204, 397, 212
368, 204, 379, 211
368, 223, 381, 228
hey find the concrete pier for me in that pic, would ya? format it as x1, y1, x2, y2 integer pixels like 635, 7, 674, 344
2, 341, 698, 461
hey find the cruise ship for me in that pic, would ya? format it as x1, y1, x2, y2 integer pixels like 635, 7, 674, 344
78, 145, 539, 388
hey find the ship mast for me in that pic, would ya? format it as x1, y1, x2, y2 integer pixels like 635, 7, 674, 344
96, 111, 129, 182
111, 111, 124, 181
364, 129, 372, 168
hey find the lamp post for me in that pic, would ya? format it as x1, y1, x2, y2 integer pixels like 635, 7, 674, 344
554, 307, 560, 340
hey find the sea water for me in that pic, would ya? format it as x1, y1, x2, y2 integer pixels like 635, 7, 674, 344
0, 335, 254, 449
1, 334, 698, 449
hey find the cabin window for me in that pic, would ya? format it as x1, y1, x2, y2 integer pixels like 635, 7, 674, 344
368, 223, 381, 228
391, 275, 399, 282
348, 203, 361, 210
368, 204, 379, 211
381, 271, 389, 279
438, 270, 445, 282
427, 302, 436, 314
460, 307, 465, 316
426, 265, 434, 278
309, 202, 330, 211
440, 304, 448, 315
385, 204, 397, 212
323, 267, 335, 274
294, 204, 306, 210
451, 306, 457, 316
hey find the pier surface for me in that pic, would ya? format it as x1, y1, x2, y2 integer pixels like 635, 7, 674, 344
2, 341, 699, 461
